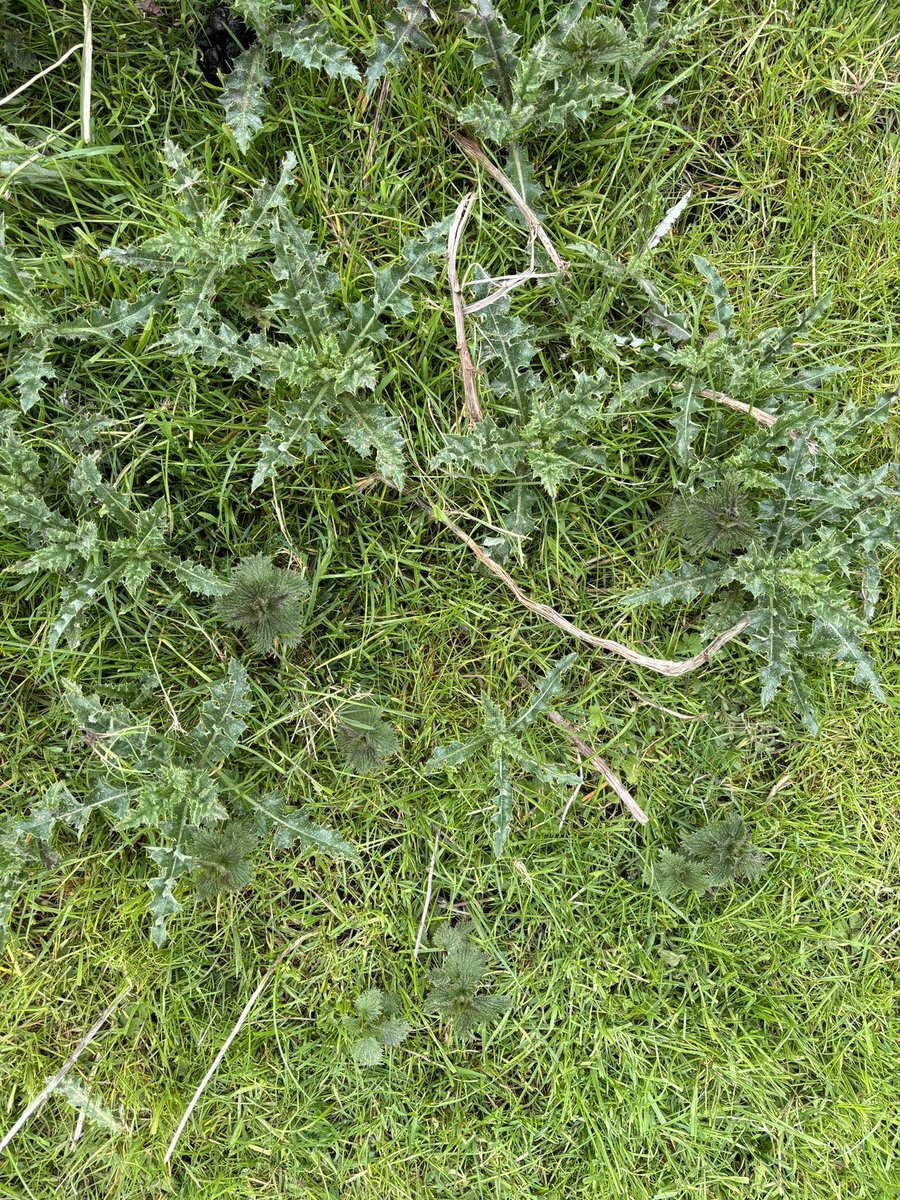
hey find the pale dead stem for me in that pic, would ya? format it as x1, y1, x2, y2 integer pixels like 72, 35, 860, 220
0, 986, 130, 1155
408, 493, 751, 677
448, 194, 483, 424
447, 135, 568, 426
546, 710, 648, 825
164, 939, 302, 1165
454, 133, 567, 273
700, 387, 777, 428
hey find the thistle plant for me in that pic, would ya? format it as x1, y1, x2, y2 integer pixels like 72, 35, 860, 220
426, 655, 578, 855
425, 922, 511, 1041
215, 555, 308, 654
458, 0, 695, 213
333, 701, 399, 774
432, 282, 610, 562
342, 988, 411, 1066
623, 259, 900, 731
107, 143, 448, 488
216, 1, 433, 152
0, 421, 227, 648
0, 662, 356, 948
650, 814, 768, 897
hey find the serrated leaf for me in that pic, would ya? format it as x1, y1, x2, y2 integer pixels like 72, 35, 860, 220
271, 19, 361, 80
693, 255, 734, 336
49, 581, 98, 649
248, 791, 357, 859
425, 739, 479, 773
339, 398, 406, 487
351, 1036, 383, 1066
188, 660, 251, 764
365, 1, 433, 95
13, 337, 55, 412
512, 654, 577, 731
378, 1016, 411, 1047
622, 560, 723, 608
169, 558, 229, 596
221, 44, 271, 153
490, 751, 513, 857
55, 292, 162, 341
672, 376, 703, 466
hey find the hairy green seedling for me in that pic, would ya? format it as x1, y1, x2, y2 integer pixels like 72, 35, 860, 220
334, 701, 399, 774
342, 988, 411, 1066
425, 922, 511, 1040
216, 555, 308, 654
650, 813, 768, 897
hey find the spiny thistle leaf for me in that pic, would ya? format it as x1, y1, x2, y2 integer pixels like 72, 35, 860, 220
364, 0, 433, 95
221, 44, 272, 153
248, 791, 358, 860
271, 18, 361, 80
53, 1077, 123, 1134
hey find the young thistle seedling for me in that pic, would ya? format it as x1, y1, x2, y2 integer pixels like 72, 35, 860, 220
0, 218, 160, 412
107, 143, 448, 490
623, 258, 900, 730
0, 421, 227, 649
0, 662, 356, 948
333, 700, 399, 774
342, 988, 411, 1067
215, 555, 308, 655
426, 655, 579, 855
425, 922, 511, 1041
215, 1, 433, 152
650, 813, 768, 898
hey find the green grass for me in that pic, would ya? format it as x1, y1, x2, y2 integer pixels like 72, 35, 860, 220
1, 0, 898, 1196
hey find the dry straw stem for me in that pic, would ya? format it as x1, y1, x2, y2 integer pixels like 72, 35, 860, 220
454, 133, 567, 273
81, 1, 93, 143
0, 42, 84, 106
701, 388, 777, 429
164, 939, 301, 1166
546, 709, 648, 824
413, 495, 751, 676
413, 826, 442, 960
448, 193, 483, 424
0, 986, 130, 1155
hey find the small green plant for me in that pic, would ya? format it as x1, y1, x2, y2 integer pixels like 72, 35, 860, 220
215, 555, 308, 654
650, 813, 768, 898
0, 662, 356, 948
0, 218, 160, 412
219, 1, 433, 152
425, 922, 511, 1041
333, 701, 399, 773
52, 1076, 123, 1135
0, 421, 227, 648
426, 654, 578, 855
342, 988, 411, 1066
